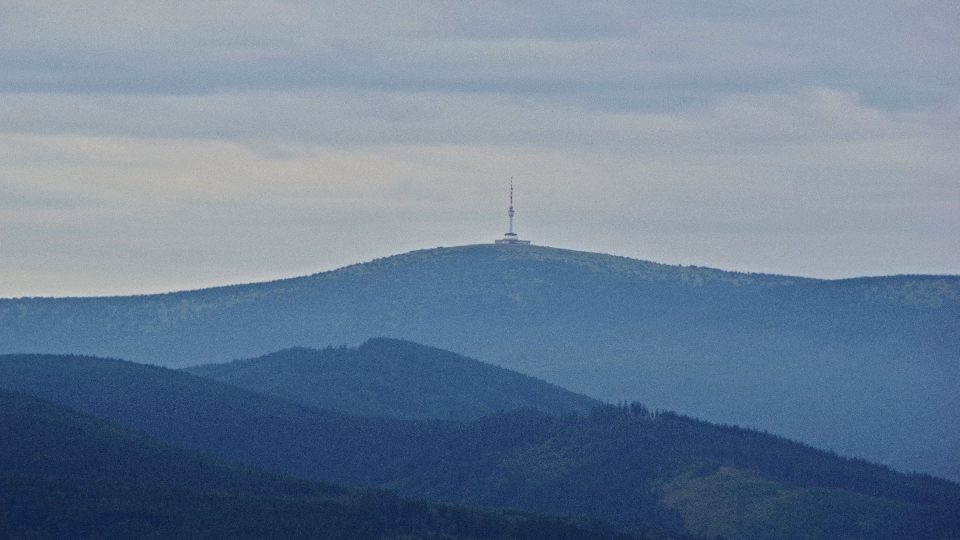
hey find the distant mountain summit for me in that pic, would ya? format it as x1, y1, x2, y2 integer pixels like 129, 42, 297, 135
186, 338, 598, 420
1, 244, 958, 481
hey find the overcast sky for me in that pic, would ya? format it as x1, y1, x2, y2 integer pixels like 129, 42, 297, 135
2, 1, 958, 297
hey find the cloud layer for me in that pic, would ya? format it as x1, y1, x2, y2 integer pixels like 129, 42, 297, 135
1, 1, 958, 296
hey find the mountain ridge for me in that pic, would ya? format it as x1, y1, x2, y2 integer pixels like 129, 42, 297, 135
4, 243, 956, 311
186, 338, 599, 420
2, 350, 958, 539
0, 243, 874, 301
1, 243, 957, 482
0, 387, 640, 540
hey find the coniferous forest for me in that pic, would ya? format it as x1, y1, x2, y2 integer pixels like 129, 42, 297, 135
2, 338, 959, 539
0, 389, 652, 540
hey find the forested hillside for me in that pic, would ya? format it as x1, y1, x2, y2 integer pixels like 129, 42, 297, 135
186, 338, 598, 419
3, 352, 958, 539
0, 389, 634, 540
1, 245, 957, 480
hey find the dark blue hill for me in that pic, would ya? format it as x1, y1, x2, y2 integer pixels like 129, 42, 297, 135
186, 338, 598, 420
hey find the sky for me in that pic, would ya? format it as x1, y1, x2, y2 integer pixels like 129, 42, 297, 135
1, 1, 958, 297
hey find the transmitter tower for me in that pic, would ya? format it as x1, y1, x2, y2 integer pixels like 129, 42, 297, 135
495, 178, 531, 245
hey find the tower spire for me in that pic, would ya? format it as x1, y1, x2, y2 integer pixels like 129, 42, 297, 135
508, 177, 515, 235
494, 177, 531, 245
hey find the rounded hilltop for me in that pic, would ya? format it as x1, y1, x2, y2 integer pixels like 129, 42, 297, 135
325, 243, 805, 288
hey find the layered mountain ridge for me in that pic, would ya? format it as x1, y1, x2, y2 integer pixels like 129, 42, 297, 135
2, 348, 959, 539
0, 388, 638, 540
1, 244, 957, 481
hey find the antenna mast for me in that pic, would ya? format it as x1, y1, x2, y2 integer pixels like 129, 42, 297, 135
494, 177, 531, 245
508, 177, 515, 235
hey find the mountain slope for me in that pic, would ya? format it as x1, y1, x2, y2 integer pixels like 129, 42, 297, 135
0, 353, 437, 487
1, 244, 958, 481
2, 352, 959, 539
0, 388, 632, 540
391, 406, 960, 540
186, 338, 598, 420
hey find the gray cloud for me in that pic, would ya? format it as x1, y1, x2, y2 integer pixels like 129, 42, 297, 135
2, 1, 956, 104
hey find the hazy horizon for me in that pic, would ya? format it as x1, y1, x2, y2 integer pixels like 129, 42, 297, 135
2, 2, 958, 296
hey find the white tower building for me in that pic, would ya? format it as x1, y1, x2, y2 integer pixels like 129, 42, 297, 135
495, 179, 531, 245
